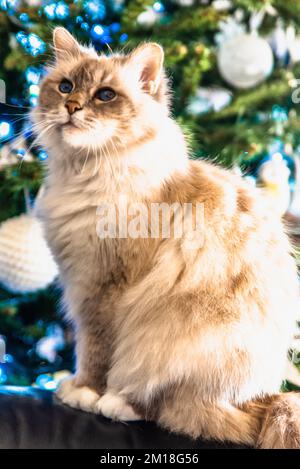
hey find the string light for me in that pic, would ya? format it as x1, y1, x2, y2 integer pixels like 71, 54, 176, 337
37, 150, 48, 161
153, 1, 165, 13
29, 84, 39, 97
81, 22, 90, 31
84, 0, 106, 21
44, 3, 56, 20
19, 12, 29, 22
26, 67, 40, 85
0, 367, 7, 384
36, 374, 57, 391
55, 1, 70, 20
0, 121, 11, 139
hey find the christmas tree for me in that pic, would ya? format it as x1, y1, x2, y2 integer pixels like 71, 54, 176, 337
1, 0, 300, 388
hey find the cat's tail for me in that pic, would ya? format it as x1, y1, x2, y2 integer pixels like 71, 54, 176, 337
158, 392, 300, 448
255, 393, 300, 448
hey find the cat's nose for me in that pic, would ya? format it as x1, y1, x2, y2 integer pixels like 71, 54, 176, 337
65, 100, 82, 115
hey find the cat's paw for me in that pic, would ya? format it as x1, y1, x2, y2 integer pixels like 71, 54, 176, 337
96, 391, 141, 422
56, 376, 100, 412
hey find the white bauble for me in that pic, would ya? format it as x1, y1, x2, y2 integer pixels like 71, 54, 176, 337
172, 0, 194, 5
137, 8, 159, 27
289, 37, 300, 64
212, 0, 232, 11
217, 34, 274, 89
0, 214, 58, 293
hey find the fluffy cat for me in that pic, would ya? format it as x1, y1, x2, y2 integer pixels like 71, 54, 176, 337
33, 27, 300, 448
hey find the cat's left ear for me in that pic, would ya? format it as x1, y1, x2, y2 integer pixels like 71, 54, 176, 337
129, 43, 164, 95
53, 27, 81, 61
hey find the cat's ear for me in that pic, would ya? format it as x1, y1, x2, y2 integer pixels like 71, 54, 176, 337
129, 43, 164, 95
53, 27, 81, 61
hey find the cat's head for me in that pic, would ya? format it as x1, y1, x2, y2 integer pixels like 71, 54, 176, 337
33, 28, 169, 153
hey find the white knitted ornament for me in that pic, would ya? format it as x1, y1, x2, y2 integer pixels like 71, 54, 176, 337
0, 214, 58, 293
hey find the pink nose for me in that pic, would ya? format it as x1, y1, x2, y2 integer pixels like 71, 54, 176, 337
65, 101, 82, 115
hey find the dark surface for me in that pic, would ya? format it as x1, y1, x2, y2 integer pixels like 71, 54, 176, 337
0, 386, 245, 449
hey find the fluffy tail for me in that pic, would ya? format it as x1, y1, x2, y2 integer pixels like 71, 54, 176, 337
257, 393, 300, 448
158, 392, 300, 448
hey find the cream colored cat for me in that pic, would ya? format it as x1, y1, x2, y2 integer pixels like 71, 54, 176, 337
33, 27, 300, 448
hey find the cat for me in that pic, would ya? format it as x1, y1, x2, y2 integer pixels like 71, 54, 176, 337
32, 27, 300, 448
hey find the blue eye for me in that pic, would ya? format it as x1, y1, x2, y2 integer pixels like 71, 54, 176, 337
59, 79, 73, 93
95, 87, 116, 102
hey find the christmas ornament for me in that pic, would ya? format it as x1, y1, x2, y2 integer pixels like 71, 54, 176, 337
172, 0, 194, 6
288, 35, 300, 64
215, 16, 246, 45
217, 33, 274, 89
212, 0, 232, 11
258, 152, 291, 216
0, 213, 58, 293
137, 6, 162, 27
270, 20, 289, 62
186, 87, 232, 116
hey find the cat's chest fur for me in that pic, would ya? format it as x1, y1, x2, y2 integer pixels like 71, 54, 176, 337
40, 174, 155, 290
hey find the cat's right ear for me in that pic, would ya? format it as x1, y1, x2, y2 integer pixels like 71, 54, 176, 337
53, 27, 81, 61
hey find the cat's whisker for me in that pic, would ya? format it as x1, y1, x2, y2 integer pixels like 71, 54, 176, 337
18, 122, 55, 168
80, 142, 91, 174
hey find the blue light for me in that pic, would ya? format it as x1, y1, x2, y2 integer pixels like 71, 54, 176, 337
0, 367, 7, 384
90, 25, 112, 43
271, 105, 288, 123
19, 13, 29, 22
153, 1, 165, 12
44, 3, 56, 20
1, 0, 18, 11
27, 33, 46, 56
76, 15, 83, 24
15, 148, 26, 158
29, 84, 39, 97
55, 1, 69, 20
16, 31, 28, 46
81, 22, 90, 31
84, 0, 106, 21
0, 121, 11, 139
29, 96, 38, 107
7, 0, 18, 8
3, 353, 13, 363
38, 150, 48, 161
110, 22, 121, 33
119, 33, 128, 43
91, 24, 104, 36
26, 67, 40, 85
36, 374, 57, 390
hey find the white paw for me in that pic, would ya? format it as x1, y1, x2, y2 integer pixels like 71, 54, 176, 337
96, 391, 141, 422
56, 377, 100, 412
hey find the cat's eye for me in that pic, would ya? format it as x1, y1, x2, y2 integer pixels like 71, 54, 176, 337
95, 87, 116, 102
59, 79, 73, 94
